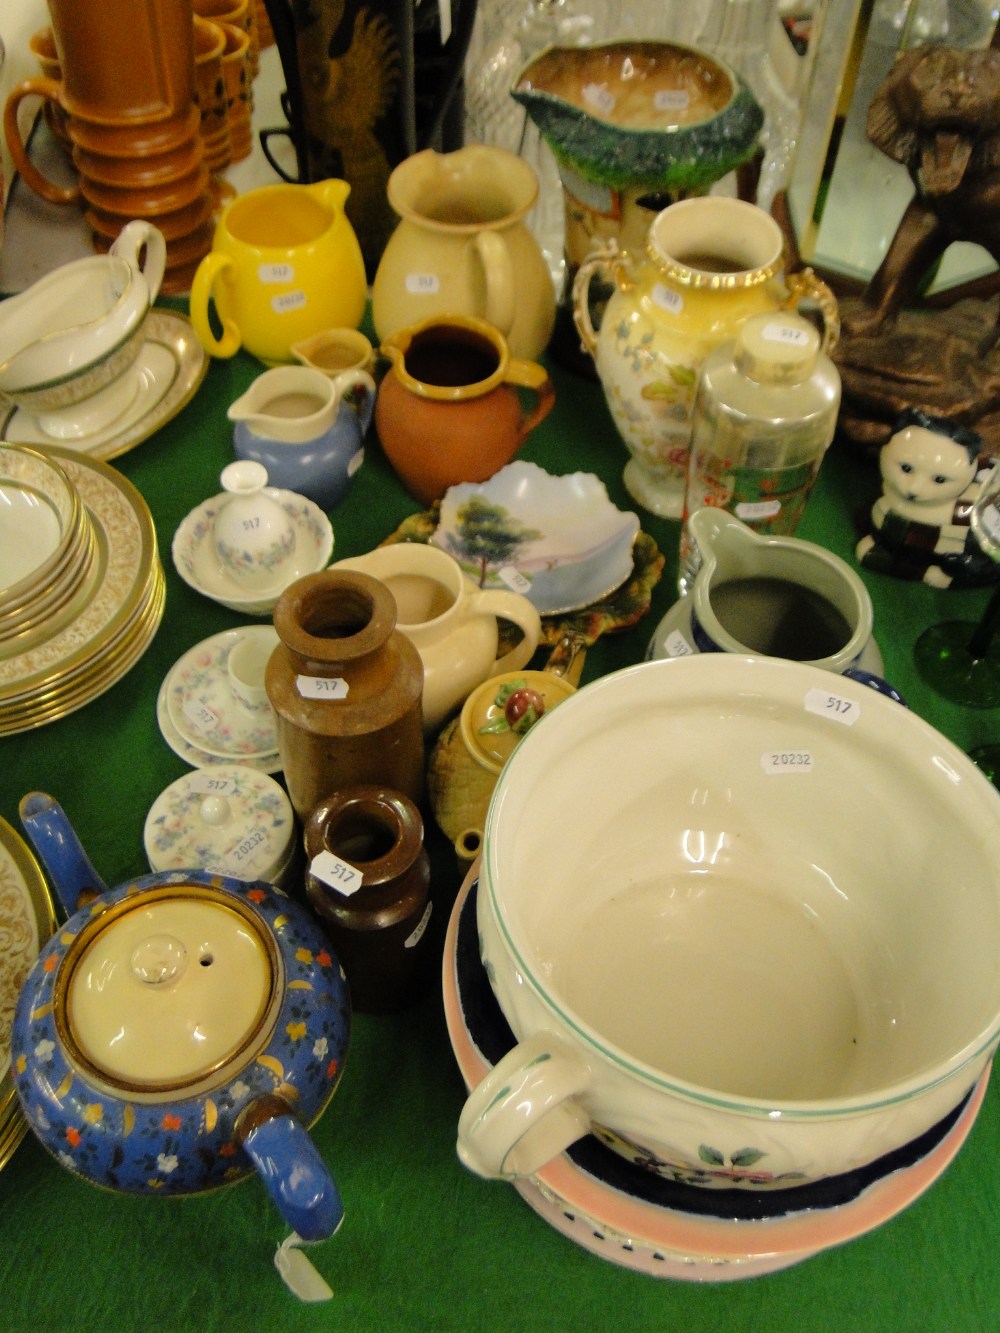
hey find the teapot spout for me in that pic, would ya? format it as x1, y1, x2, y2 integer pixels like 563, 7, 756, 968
19, 791, 109, 917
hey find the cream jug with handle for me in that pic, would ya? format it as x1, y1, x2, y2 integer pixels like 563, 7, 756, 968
334, 544, 542, 732
371, 146, 556, 361
229, 363, 375, 509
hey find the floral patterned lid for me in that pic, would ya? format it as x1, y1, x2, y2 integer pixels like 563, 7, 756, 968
143, 764, 296, 886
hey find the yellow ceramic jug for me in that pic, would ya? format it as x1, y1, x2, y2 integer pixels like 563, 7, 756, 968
574, 196, 838, 519
371, 146, 556, 362
190, 179, 367, 364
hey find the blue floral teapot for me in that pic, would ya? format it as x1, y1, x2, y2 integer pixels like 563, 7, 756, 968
12, 792, 351, 1241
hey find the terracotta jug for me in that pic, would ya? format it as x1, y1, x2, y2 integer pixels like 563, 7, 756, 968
371, 145, 556, 361
375, 315, 554, 505
265, 570, 425, 819
304, 784, 432, 1013
573, 196, 838, 520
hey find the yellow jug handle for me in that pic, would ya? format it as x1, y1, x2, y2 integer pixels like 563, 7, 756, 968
473, 230, 515, 337
782, 267, 841, 354
189, 252, 242, 359
504, 358, 555, 440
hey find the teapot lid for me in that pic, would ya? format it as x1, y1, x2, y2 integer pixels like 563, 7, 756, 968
63, 888, 276, 1089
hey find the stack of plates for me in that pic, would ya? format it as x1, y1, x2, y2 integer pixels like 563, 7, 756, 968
0, 816, 58, 1172
0, 444, 165, 734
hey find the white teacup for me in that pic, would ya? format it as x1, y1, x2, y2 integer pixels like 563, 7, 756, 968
228, 629, 279, 714
458, 655, 1000, 1189
334, 543, 542, 732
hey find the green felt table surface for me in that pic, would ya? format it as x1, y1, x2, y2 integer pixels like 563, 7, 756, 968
1, 309, 999, 1333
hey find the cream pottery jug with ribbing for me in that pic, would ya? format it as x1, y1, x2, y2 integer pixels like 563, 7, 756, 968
371, 146, 556, 362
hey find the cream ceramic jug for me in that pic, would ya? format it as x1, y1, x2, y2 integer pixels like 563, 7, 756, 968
573, 196, 838, 519
371, 146, 556, 362
334, 543, 542, 732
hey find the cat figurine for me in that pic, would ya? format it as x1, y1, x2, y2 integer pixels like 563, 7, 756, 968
856, 408, 1000, 587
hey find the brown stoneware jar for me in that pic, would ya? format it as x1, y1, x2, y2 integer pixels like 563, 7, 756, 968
304, 784, 432, 1012
266, 570, 425, 820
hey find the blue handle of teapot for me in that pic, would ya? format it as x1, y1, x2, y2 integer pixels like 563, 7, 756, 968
19, 791, 110, 918
842, 668, 908, 707
242, 1111, 344, 1242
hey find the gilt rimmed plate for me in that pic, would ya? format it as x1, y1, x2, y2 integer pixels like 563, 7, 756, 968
0, 447, 164, 732
0, 310, 208, 462
0, 815, 58, 1172
432, 461, 640, 615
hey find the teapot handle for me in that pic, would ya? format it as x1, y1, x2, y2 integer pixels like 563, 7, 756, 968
473, 230, 516, 337
238, 1096, 344, 1242
571, 241, 628, 358
781, 267, 841, 353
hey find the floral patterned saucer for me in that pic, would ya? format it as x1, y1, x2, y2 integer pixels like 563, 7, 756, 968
162, 626, 280, 761
443, 870, 987, 1280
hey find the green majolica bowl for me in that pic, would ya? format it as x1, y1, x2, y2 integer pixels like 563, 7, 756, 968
512, 40, 763, 193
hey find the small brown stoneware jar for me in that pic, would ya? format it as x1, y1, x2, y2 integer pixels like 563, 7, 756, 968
266, 569, 425, 821
304, 784, 432, 1012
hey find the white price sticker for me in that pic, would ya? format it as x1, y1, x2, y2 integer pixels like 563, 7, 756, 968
762, 321, 811, 347
735, 499, 782, 521
226, 825, 271, 871
665, 628, 694, 657
498, 564, 532, 595
183, 698, 221, 735
296, 675, 349, 700
405, 272, 441, 295
191, 773, 239, 797
654, 89, 690, 113
762, 750, 813, 774
258, 262, 295, 284
405, 901, 433, 949
582, 82, 616, 115
805, 687, 860, 726
310, 851, 364, 897
651, 282, 684, 316
272, 289, 307, 314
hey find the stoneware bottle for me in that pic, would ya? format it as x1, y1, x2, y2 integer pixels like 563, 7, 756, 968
304, 784, 432, 1013
265, 570, 425, 820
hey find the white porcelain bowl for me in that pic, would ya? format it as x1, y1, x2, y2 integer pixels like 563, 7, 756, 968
0, 220, 166, 413
172, 484, 334, 616
458, 655, 1000, 1189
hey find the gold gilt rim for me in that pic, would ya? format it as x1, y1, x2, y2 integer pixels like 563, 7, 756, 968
0, 447, 157, 700
0, 814, 59, 1170
0, 565, 164, 733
